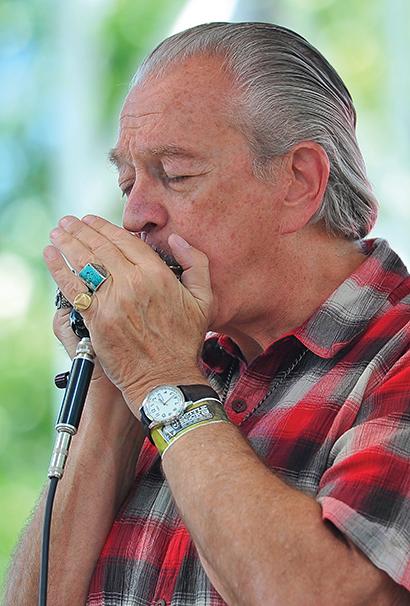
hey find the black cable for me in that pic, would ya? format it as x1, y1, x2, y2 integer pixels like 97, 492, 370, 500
39, 476, 59, 606
38, 330, 95, 604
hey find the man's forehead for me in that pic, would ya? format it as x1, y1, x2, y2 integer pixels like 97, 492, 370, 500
112, 68, 238, 168
118, 83, 195, 136
123, 56, 234, 117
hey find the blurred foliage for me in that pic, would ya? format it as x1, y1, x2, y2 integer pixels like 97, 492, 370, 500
100, 0, 186, 119
315, 0, 386, 109
0, 0, 409, 593
0, 0, 56, 585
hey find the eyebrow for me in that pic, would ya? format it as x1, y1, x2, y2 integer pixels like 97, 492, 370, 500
108, 148, 131, 170
150, 144, 205, 159
108, 144, 208, 170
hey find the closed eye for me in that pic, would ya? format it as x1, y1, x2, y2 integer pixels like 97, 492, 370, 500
167, 175, 190, 183
121, 185, 134, 198
162, 171, 195, 190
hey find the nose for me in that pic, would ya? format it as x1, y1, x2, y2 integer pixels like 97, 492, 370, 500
122, 181, 169, 235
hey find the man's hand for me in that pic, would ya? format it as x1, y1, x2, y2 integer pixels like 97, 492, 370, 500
43, 214, 213, 413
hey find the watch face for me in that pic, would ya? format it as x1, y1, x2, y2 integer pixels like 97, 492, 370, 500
145, 385, 185, 424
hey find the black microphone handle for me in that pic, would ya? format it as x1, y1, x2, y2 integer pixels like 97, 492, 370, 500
48, 337, 95, 479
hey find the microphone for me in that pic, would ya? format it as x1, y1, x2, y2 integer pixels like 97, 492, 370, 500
47, 310, 95, 479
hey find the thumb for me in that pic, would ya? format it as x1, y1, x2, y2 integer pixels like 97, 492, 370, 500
168, 233, 213, 318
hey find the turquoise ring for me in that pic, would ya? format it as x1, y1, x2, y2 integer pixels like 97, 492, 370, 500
79, 263, 110, 292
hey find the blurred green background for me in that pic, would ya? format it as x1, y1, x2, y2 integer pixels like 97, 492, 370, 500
0, 0, 409, 594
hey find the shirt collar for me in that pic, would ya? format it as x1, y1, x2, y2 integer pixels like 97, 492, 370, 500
293, 238, 410, 358
203, 239, 410, 370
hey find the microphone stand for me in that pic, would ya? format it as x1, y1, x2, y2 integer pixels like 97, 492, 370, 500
39, 312, 95, 606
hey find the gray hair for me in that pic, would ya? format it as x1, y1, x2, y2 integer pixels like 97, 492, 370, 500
133, 22, 378, 240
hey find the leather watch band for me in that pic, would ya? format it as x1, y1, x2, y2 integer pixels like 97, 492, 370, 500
177, 384, 220, 402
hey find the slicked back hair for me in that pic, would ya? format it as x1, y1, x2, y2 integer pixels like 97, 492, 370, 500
132, 22, 378, 240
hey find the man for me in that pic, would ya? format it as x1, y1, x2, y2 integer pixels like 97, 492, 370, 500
5, 22, 410, 605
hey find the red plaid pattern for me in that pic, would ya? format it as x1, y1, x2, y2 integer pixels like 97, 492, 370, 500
88, 239, 410, 605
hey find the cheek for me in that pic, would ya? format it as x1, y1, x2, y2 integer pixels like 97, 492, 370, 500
176, 194, 251, 263
174, 169, 272, 260
174, 197, 221, 234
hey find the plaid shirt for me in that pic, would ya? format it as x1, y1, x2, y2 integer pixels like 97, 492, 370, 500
88, 239, 410, 605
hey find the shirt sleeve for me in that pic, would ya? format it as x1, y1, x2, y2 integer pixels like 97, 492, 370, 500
316, 357, 410, 591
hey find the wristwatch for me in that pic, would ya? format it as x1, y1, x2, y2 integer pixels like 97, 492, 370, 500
140, 384, 229, 457
140, 384, 219, 433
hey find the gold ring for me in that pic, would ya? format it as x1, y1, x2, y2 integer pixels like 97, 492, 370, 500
73, 292, 94, 312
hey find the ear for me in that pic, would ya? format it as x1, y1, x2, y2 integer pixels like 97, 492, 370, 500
279, 142, 330, 236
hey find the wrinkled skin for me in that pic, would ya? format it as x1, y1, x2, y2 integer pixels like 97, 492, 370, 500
45, 218, 213, 414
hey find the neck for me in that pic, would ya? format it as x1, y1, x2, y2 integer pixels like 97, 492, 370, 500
215, 228, 367, 364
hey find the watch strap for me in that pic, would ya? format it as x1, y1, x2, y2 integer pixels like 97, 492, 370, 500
177, 384, 219, 402
140, 407, 155, 444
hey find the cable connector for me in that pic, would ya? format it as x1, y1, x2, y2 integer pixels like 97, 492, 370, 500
47, 431, 73, 479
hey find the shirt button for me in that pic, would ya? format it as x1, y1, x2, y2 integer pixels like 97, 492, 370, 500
155, 600, 166, 606
232, 399, 247, 413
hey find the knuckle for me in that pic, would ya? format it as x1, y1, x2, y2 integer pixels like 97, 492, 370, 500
67, 218, 85, 236
147, 263, 171, 290
76, 254, 94, 271
149, 261, 166, 279
62, 274, 84, 297
87, 234, 110, 253
110, 226, 129, 244
83, 215, 104, 228
196, 248, 210, 267
55, 229, 72, 245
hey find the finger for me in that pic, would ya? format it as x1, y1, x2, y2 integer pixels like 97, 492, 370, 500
43, 244, 98, 312
55, 216, 130, 274
82, 214, 142, 248
81, 214, 160, 265
82, 215, 184, 284
168, 233, 213, 318
53, 306, 81, 357
81, 215, 185, 286
58, 215, 166, 281
49, 224, 99, 273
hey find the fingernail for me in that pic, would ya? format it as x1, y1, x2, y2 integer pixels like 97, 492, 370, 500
172, 233, 191, 248
59, 215, 76, 228
50, 227, 63, 240
82, 214, 97, 225
44, 246, 58, 259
